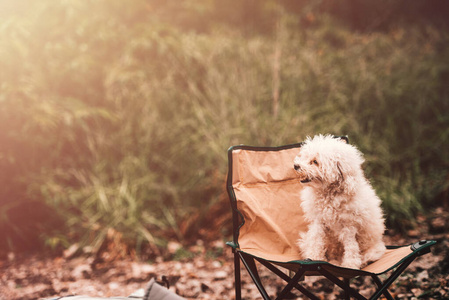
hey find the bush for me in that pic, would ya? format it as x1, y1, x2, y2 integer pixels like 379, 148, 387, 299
1, 0, 448, 254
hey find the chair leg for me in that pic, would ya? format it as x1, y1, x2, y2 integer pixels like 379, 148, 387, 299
371, 276, 394, 300
234, 251, 242, 300
239, 252, 271, 300
344, 278, 351, 300
241, 252, 263, 284
232, 249, 242, 300
369, 258, 413, 300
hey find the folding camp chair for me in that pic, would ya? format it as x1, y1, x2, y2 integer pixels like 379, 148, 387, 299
226, 142, 436, 300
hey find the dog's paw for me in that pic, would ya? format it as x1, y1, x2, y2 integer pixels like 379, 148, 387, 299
302, 250, 326, 261
298, 243, 325, 261
363, 243, 386, 265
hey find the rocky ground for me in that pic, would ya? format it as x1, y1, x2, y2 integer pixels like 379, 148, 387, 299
1, 207, 448, 300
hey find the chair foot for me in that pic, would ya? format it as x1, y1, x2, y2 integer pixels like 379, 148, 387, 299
234, 252, 242, 300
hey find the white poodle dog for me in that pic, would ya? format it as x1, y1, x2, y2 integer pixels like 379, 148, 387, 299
293, 134, 386, 269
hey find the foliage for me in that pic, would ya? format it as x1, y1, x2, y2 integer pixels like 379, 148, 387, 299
0, 0, 448, 253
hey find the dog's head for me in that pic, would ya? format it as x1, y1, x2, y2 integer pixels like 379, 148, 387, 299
293, 134, 365, 194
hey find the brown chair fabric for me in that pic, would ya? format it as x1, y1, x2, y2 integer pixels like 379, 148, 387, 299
231, 147, 307, 262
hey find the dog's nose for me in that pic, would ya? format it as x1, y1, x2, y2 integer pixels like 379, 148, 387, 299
294, 164, 301, 171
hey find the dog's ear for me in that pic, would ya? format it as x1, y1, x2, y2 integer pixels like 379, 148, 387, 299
337, 161, 356, 194
333, 135, 349, 144
336, 162, 345, 181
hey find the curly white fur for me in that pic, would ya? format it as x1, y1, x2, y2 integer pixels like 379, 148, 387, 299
294, 134, 386, 269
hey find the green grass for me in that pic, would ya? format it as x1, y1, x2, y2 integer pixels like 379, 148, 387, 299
0, 0, 448, 253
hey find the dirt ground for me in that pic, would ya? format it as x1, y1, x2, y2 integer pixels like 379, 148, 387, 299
1, 207, 448, 300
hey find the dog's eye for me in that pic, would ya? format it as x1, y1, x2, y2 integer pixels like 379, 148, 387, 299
311, 160, 318, 165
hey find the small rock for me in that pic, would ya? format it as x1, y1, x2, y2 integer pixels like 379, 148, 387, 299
131, 262, 156, 278
141, 264, 156, 274
397, 293, 414, 299
407, 230, 420, 238
214, 270, 228, 279
167, 241, 182, 254
108, 282, 120, 290
7, 252, 15, 261
211, 240, 225, 248
430, 217, 447, 233
211, 261, 221, 268
72, 264, 91, 279
82, 246, 94, 254
411, 288, 423, 296
64, 244, 80, 259
416, 270, 429, 283
201, 282, 212, 292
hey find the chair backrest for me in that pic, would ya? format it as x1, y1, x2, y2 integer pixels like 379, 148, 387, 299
226, 144, 308, 262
